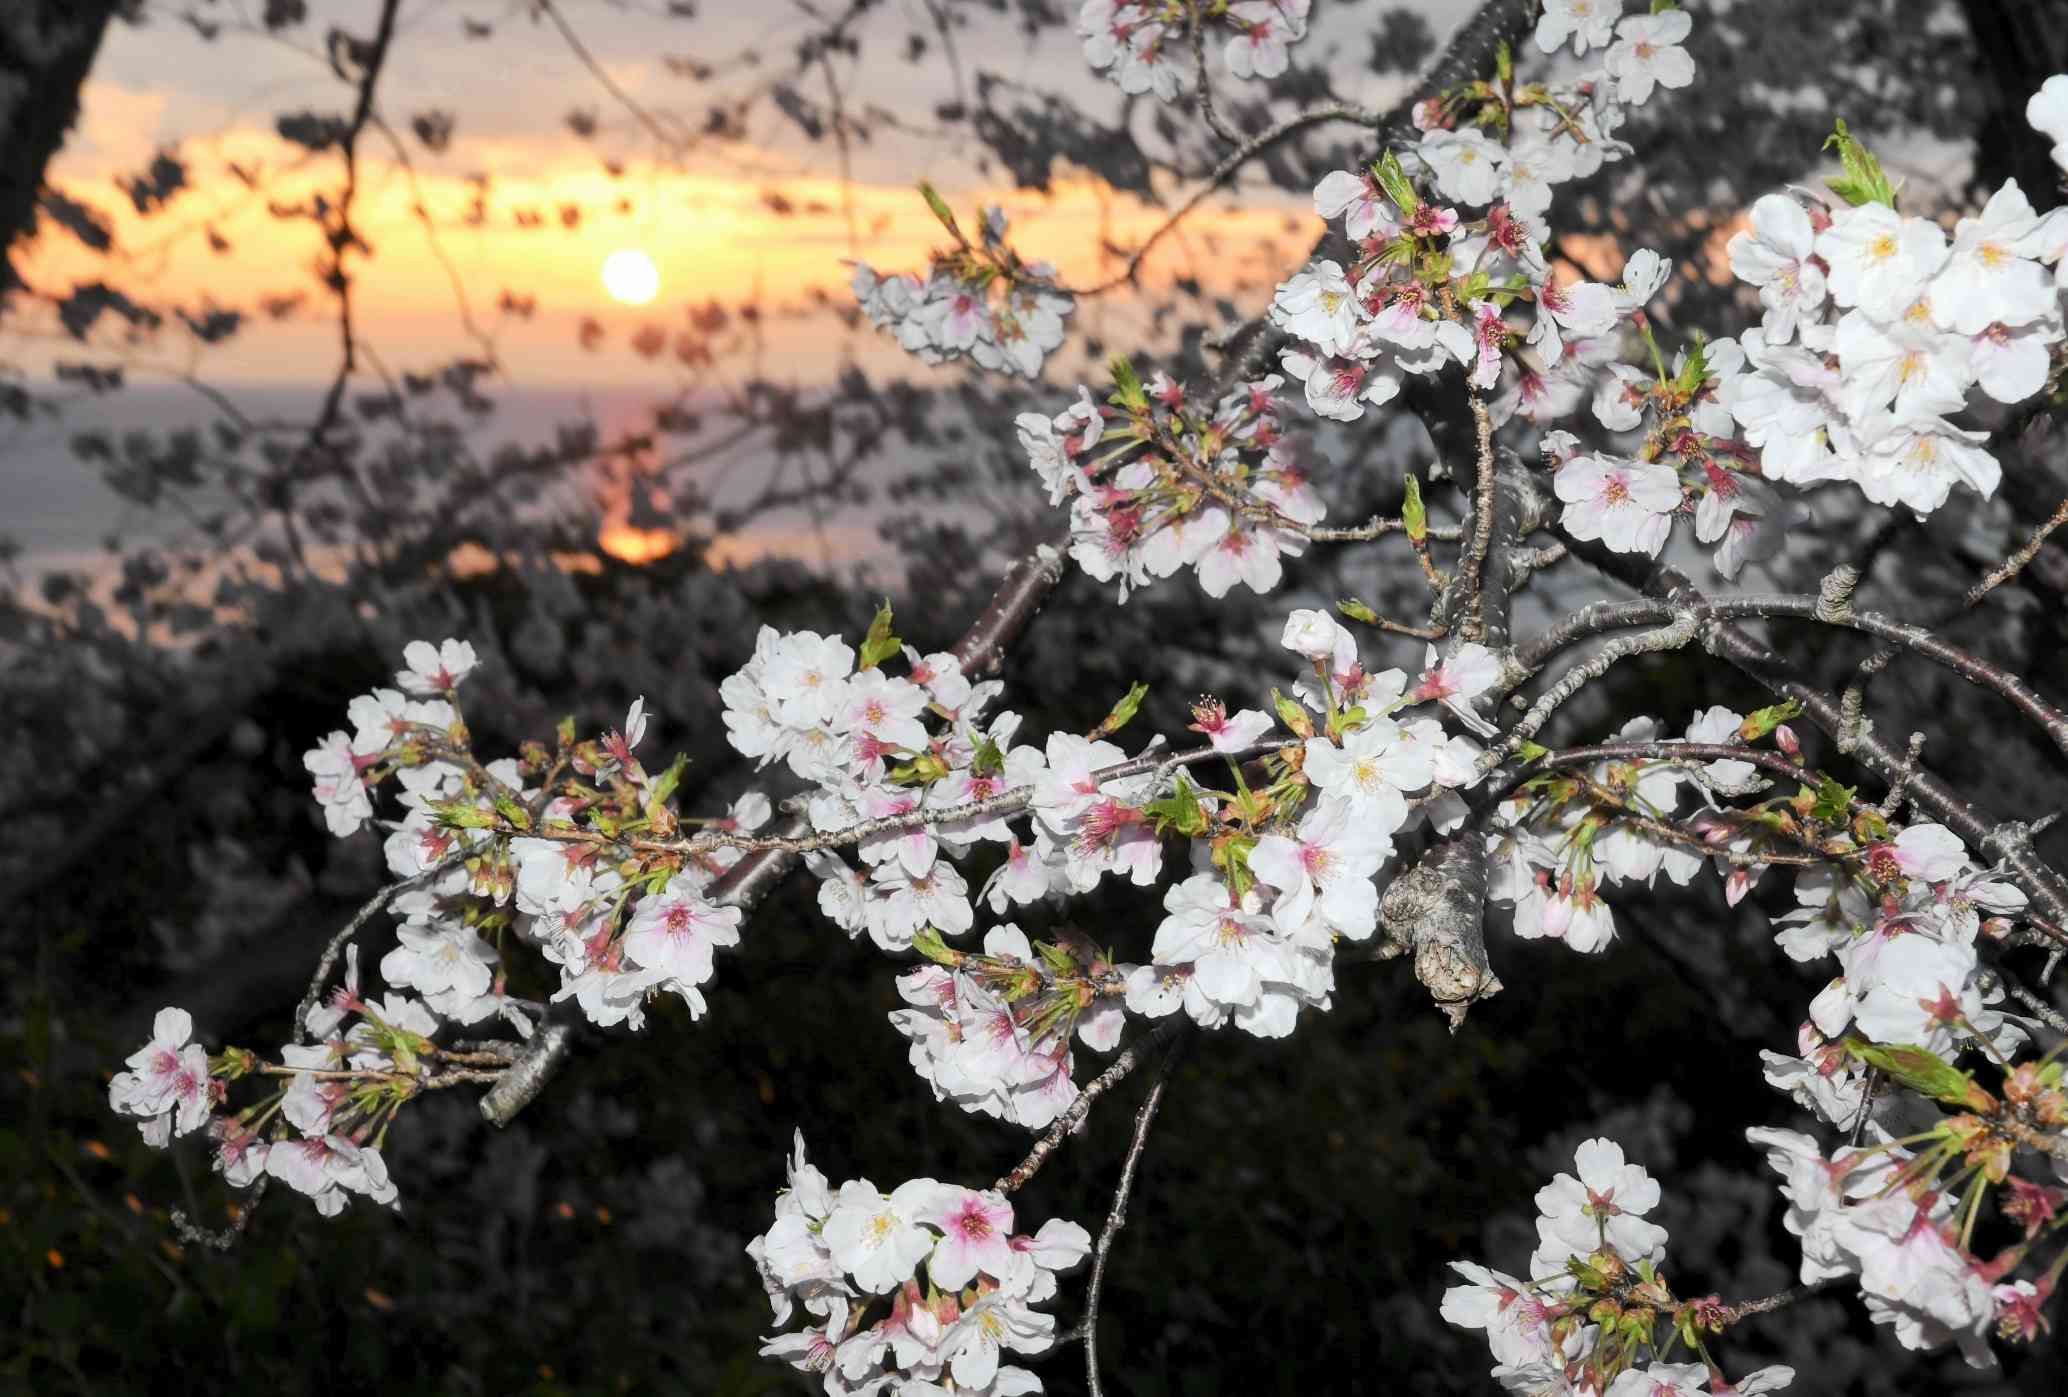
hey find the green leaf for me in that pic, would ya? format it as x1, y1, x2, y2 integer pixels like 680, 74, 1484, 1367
1144, 774, 1209, 838
1517, 739, 1551, 763
1402, 473, 1428, 543
918, 182, 962, 238
646, 753, 687, 807
431, 798, 498, 830
1372, 150, 1420, 215
1739, 699, 1802, 740
1107, 354, 1148, 412
1215, 834, 1257, 900
1809, 775, 1855, 824
490, 788, 533, 831
888, 751, 951, 786
1846, 1039, 1986, 1109
1823, 118, 1899, 209
1033, 940, 1077, 975
911, 927, 960, 966
970, 735, 1005, 778
1673, 334, 1710, 396
1336, 597, 1379, 624
1650, 0, 1679, 11
858, 599, 901, 670
1091, 681, 1149, 739
1494, 40, 1513, 83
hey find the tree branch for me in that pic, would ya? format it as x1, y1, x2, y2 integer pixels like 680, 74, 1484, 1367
1081, 1031, 1183, 1397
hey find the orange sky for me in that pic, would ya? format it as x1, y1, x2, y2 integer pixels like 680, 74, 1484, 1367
12, 85, 1319, 387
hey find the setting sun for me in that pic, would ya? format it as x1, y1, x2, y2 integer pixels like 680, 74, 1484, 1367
601, 248, 660, 305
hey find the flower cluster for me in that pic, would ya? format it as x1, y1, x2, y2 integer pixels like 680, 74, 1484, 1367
1076, 0, 1311, 99
107, 982, 430, 1216
1717, 111, 2068, 517
720, 604, 1495, 1130
1261, 9, 1692, 531
1018, 364, 1325, 600
302, 637, 476, 837
1768, 823, 2027, 1072
1445, 1137, 1797, 1394
722, 615, 1029, 952
853, 203, 1074, 378
893, 925, 1124, 1130
746, 1134, 1089, 1395
303, 639, 774, 1034
1746, 1114, 2064, 1370
1485, 707, 1790, 955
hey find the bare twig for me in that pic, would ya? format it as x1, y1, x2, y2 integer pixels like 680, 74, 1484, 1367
294, 851, 464, 1047
1711, 1278, 1845, 1329
996, 1018, 1185, 1194
1064, 102, 1379, 297
1082, 1032, 1183, 1397
1187, 1, 1244, 144
1488, 611, 1701, 764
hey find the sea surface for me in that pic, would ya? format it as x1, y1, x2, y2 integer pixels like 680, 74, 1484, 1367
0, 380, 887, 576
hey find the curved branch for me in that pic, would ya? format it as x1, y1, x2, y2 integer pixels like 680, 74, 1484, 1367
1557, 539, 2068, 935
1513, 591, 2068, 761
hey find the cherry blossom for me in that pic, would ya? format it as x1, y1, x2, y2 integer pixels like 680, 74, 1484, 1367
1727, 194, 1828, 344
1250, 796, 1388, 941
1604, 9, 1695, 106
1535, 0, 1619, 57
1532, 1137, 1669, 1270
395, 637, 478, 695
1554, 454, 1681, 555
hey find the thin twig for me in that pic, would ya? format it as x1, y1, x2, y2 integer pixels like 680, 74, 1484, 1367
1064, 103, 1379, 297
1978, 966, 2068, 1036
1082, 1033, 1184, 1397
996, 1018, 1185, 1194
1712, 1278, 1845, 1328
1487, 612, 1701, 764
1188, 1, 1244, 145
293, 851, 464, 1047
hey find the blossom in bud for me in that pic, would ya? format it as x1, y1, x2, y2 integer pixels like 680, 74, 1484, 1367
1280, 607, 1347, 662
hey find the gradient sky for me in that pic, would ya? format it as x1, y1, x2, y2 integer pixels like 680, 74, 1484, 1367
8, 0, 1458, 388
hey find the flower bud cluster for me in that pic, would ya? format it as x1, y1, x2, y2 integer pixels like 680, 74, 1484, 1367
893, 925, 1125, 1131
1746, 1110, 2065, 1370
